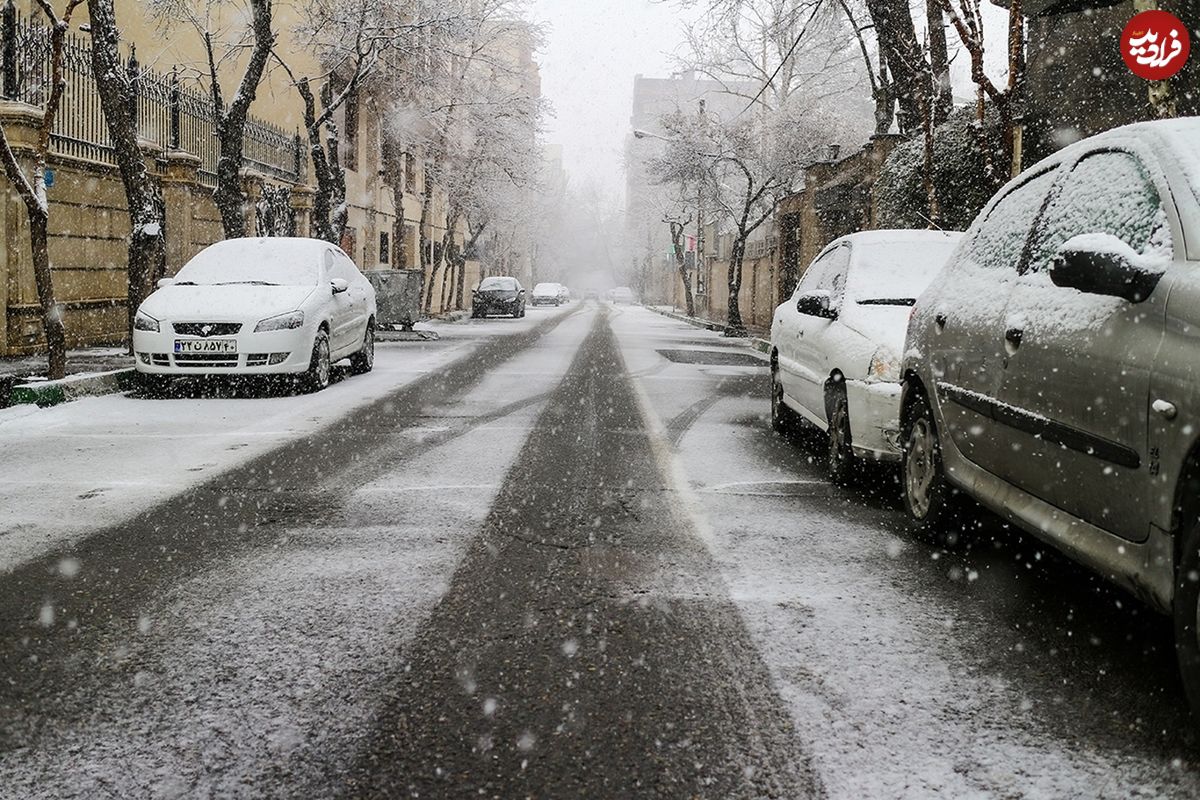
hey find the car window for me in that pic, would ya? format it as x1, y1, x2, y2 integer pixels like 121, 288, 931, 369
324, 250, 336, 277
796, 244, 848, 297
1026, 150, 1171, 273
956, 167, 1058, 274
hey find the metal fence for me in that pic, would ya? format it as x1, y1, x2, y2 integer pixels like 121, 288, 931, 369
1, 7, 305, 187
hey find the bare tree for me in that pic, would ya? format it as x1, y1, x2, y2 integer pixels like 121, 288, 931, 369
664, 211, 697, 317
0, 0, 85, 379
936, 0, 1026, 181
87, 0, 166, 346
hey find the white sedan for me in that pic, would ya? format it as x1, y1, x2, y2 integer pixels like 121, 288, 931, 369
770, 230, 961, 482
531, 282, 563, 306
132, 237, 377, 392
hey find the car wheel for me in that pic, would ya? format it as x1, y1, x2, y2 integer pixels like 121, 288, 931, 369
350, 321, 374, 375
1176, 517, 1200, 716
303, 330, 332, 393
827, 390, 856, 485
770, 365, 796, 434
901, 387, 963, 543
518, 305, 526, 318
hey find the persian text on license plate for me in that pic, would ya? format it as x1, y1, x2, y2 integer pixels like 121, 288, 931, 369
175, 339, 237, 354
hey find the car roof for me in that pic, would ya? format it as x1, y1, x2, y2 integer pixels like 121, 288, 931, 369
825, 229, 963, 250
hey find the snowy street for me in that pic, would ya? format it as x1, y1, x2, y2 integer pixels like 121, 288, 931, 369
0, 303, 1197, 797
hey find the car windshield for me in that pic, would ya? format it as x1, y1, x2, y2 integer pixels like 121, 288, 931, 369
848, 237, 962, 304
479, 277, 518, 291
174, 240, 321, 286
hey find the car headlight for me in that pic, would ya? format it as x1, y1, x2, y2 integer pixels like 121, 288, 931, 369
134, 311, 159, 332
868, 347, 901, 382
254, 310, 305, 332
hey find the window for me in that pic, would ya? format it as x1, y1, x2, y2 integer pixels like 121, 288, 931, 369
797, 244, 850, 304
1026, 151, 1169, 273
379, 232, 390, 265
957, 168, 1059, 273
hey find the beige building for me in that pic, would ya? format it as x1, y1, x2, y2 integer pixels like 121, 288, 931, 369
0, 0, 511, 356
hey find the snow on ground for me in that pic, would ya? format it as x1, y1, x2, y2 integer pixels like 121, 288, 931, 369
611, 305, 1200, 799
2, 307, 597, 798
0, 308, 566, 574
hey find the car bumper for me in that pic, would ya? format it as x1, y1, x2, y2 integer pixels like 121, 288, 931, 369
846, 379, 903, 461
132, 327, 313, 375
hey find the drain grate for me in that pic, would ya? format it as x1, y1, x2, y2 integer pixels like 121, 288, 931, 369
656, 349, 767, 367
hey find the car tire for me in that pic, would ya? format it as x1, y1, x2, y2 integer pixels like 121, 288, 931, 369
771, 365, 797, 434
827, 390, 857, 485
901, 386, 965, 544
350, 321, 374, 375
518, 305, 526, 318
1175, 517, 1200, 716
303, 330, 332, 393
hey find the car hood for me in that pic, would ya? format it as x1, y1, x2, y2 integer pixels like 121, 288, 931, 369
139, 284, 317, 322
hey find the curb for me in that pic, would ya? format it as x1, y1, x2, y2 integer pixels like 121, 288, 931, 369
10, 368, 136, 408
645, 306, 772, 355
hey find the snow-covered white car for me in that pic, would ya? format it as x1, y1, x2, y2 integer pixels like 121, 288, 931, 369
531, 282, 563, 306
609, 286, 634, 304
770, 229, 961, 482
898, 118, 1200, 711
132, 237, 377, 392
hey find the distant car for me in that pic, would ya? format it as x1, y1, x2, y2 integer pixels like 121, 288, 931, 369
770, 230, 961, 482
898, 118, 1200, 710
609, 287, 634, 304
132, 237, 376, 393
583, 288, 600, 301
557, 285, 571, 303
472, 276, 526, 318
531, 282, 562, 306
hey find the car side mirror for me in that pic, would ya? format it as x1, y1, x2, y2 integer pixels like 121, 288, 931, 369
796, 290, 837, 319
519, 289, 526, 295
156, 278, 175, 289
331, 278, 350, 294
1049, 233, 1164, 304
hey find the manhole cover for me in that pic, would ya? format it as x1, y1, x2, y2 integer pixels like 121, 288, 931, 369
657, 349, 767, 367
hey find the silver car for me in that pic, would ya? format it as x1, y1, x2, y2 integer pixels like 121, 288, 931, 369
900, 117, 1200, 710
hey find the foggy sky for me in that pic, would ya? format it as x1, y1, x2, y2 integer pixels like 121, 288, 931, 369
530, 0, 1010, 203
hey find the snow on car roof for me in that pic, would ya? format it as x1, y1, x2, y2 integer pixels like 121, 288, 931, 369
176, 238, 324, 286
533, 282, 561, 292
480, 276, 518, 289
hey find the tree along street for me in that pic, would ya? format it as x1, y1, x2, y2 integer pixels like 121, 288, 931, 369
1, 305, 1198, 797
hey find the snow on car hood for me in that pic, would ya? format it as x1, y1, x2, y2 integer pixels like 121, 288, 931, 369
840, 304, 911, 363
139, 283, 317, 322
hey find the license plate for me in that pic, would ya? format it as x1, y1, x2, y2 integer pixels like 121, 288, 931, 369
174, 339, 237, 354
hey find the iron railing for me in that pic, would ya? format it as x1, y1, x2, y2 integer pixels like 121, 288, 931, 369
1, 7, 305, 186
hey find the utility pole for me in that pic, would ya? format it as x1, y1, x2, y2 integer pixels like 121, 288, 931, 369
696, 98, 706, 314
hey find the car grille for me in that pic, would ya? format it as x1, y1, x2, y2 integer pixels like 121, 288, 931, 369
173, 353, 239, 368
172, 322, 242, 337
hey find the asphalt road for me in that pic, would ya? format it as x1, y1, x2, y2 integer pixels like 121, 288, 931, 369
2, 302, 1199, 798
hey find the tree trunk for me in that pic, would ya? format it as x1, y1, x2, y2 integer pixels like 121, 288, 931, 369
864, 0, 929, 138
88, 0, 166, 347
726, 235, 746, 336
926, 1, 952, 126
418, 161, 435, 312
668, 222, 695, 317
208, 0, 274, 240
29, 208, 66, 378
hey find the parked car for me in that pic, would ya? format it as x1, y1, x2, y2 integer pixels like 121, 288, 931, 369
531, 282, 563, 306
609, 286, 634, 304
132, 237, 376, 393
898, 118, 1200, 708
770, 230, 962, 482
557, 285, 571, 303
472, 276, 526, 318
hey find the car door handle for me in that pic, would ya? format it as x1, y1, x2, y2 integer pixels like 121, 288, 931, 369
1005, 327, 1023, 347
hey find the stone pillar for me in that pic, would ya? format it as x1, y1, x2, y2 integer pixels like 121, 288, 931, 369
161, 149, 202, 275
290, 184, 315, 238
241, 169, 264, 237
0, 101, 44, 355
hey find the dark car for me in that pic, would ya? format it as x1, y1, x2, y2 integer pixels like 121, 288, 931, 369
471, 276, 526, 318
